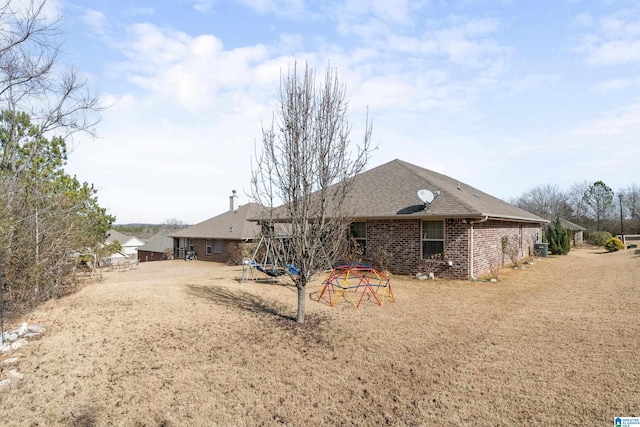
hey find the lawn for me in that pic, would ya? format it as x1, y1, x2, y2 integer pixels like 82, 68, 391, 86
1, 247, 638, 426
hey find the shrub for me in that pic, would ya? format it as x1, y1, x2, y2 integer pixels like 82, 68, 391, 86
501, 234, 521, 267
546, 218, 571, 255
604, 237, 624, 252
588, 231, 612, 246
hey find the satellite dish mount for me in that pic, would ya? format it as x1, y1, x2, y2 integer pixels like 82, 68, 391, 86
417, 189, 440, 211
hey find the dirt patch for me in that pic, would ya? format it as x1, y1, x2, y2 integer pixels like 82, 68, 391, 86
0, 248, 638, 425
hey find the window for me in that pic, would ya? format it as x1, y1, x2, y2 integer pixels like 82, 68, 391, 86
188, 239, 194, 253
206, 240, 212, 255
350, 222, 367, 255
422, 220, 444, 259
214, 240, 223, 254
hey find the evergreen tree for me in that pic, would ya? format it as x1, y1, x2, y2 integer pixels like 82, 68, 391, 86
546, 218, 571, 255
0, 111, 114, 315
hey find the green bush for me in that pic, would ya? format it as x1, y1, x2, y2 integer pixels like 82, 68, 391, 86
546, 218, 571, 255
588, 231, 612, 246
604, 237, 624, 252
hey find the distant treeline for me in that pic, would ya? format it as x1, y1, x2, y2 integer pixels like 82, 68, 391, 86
114, 222, 189, 239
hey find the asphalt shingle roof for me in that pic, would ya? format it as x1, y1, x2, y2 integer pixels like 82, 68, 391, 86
138, 233, 173, 253
559, 218, 586, 231
319, 159, 548, 223
169, 203, 263, 240
105, 229, 130, 244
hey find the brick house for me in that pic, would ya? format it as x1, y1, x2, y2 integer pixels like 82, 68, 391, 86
138, 233, 173, 262
170, 192, 262, 263
269, 159, 548, 280
559, 218, 585, 247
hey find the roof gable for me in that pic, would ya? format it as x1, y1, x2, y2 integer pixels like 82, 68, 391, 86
122, 236, 146, 247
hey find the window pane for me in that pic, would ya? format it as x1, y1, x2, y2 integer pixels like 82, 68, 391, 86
350, 222, 366, 239
422, 241, 444, 259
422, 220, 444, 240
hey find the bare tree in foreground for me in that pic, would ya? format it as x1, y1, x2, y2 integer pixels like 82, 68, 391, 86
251, 62, 373, 323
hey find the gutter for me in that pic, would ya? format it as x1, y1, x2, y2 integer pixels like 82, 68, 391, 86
469, 216, 489, 281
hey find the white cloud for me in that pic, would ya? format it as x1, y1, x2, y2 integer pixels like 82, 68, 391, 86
575, 102, 640, 137
573, 5, 640, 66
593, 76, 640, 92
582, 39, 640, 66
507, 73, 561, 95
81, 9, 109, 37
331, 0, 424, 41
191, 0, 215, 12
124, 7, 154, 17
114, 23, 276, 110
237, 0, 305, 17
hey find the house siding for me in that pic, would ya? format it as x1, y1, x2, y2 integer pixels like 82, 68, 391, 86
360, 218, 541, 280
173, 238, 240, 264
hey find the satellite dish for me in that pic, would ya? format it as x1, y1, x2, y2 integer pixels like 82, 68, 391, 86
417, 189, 435, 204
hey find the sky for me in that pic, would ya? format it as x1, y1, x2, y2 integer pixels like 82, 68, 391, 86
53, 0, 640, 224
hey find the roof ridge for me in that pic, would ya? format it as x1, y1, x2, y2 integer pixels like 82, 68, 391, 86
392, 159, 482, 215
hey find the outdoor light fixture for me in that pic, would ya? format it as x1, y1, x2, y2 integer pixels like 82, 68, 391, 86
619, 194, 624, 244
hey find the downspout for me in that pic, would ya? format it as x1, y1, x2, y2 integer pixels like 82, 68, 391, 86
469, 216, 489, 281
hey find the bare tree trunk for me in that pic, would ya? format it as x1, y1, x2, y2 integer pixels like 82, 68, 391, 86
296, 283, 306, 323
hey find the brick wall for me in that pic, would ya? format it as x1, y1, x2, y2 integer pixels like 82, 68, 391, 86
173, 238, 240, 264
471, 221, 541, 278
362, 218, 471, 279
361, 218, 541, 280
138, 250, 168, 262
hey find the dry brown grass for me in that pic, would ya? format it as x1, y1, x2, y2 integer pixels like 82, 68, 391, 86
1, 247, 639, 426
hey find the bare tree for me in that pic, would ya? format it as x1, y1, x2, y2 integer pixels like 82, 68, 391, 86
161, 218, 186, 233
0, 1, 101, 139
568, 180, 591, 228
514, 184, 570, 220
621, 184, 640, 233
251, 62, 373, 323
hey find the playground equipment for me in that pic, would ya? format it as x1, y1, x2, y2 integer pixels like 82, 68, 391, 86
317, 263, 394, 308
242, 235, 299, 282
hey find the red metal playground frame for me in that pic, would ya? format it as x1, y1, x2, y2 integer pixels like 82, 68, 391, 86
317, 263, 395, 308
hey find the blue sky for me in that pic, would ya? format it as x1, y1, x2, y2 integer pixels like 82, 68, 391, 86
58, 0, 639, 224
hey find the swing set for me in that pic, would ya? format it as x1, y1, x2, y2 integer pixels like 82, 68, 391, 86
241, 236, 395, 309
241, 235, 299, 282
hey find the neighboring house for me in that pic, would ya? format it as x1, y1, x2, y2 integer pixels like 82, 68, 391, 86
559, 218, 585, 247
138, 233, 174, 262
170, 192, 263, 263
269, 159, 548, 280
105, 229, 146, 261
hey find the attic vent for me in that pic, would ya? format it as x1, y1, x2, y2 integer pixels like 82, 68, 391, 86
457, 182, 461, 190
473, 193, 480, 198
